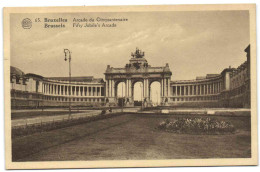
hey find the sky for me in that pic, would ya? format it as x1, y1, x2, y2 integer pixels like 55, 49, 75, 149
10, 10, 249, 81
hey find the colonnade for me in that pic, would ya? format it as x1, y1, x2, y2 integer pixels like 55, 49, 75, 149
172, 81, 223, 96
42, 83, 104, 97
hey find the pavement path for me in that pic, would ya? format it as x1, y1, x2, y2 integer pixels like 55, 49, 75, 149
12, 108, 140, 127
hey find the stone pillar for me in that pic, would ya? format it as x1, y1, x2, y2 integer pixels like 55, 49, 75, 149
106, 81, 108, 97
164, 79, 167, 97
146, 79, 149, 98
161, 79, 163, 97
49, 84, 52, 95
54, 84, 58, 95
167, 79, 170, 97
112, 80, 115, 97
175, 86, 178, 96
109, 79, 112, 97
129, 80, 132, 98
125, 79, 129, 97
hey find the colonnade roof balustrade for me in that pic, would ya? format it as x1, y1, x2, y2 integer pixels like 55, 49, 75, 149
171, 76, 223, 85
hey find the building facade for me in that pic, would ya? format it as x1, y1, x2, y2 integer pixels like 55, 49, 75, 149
10, 45, 250, 109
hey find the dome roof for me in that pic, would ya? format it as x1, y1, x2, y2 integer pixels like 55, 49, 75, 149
10, 66, 25, 76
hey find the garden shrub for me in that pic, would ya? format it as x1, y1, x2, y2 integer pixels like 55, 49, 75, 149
158, 117, 235, 134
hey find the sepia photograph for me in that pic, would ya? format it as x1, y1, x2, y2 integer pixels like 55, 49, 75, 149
3, 4, 257, 169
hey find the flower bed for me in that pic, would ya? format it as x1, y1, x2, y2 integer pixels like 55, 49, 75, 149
158, 117, 235, 134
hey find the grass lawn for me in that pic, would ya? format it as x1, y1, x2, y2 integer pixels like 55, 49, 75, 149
12, 113, 251, 161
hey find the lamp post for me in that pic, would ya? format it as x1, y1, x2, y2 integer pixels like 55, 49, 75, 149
64, 49, 71, 119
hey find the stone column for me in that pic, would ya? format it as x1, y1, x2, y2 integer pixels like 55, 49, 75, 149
108, 80, 110, 97
106, 81, 108, 97
161, 79, 163, 97
175, 86, 177, 96
146, 79, 149, 98
112, 80, 115, 97
110, 81, 112, 97
168, 79, 171, 97
128, 79, 132, 97
163, 79, 167, 97
188, 85, 190, 96
125, 79, 129, 97
50, 84, 52, 94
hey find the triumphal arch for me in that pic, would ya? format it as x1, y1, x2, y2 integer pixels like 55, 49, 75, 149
104, 48, 172, 106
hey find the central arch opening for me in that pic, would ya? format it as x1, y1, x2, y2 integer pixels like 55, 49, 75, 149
116, 82, 125, 98
150, 81, 161, 106
133, 81, 143, 106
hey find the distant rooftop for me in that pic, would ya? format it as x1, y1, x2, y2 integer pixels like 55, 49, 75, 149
206, 74, 220, 79
10, 66, 25, 76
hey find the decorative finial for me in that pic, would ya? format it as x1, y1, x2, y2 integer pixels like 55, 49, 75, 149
131, 48, 145, 58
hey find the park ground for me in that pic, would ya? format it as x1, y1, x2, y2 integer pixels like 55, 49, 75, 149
12, 111, 251, 161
